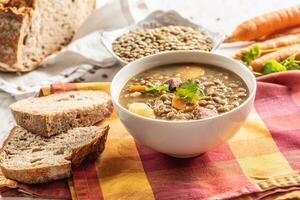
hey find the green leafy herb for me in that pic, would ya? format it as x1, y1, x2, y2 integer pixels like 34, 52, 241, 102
175, 79, 203, 101
144, 83, 169, 92
241, 44, 261, 65
281, 54, 300, 70
261, 54, 300, 75
262, 60, 286, 75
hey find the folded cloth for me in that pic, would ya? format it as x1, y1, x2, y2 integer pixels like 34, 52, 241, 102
0, 171, 70, 199
2, 71, 300, 200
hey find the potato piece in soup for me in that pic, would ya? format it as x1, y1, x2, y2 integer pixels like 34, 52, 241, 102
128, 103, 155, 118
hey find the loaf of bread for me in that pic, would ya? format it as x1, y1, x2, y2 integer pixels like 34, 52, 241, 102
10, 90, 113, 137
0, 0, 95, 72
0, 125, 109, 184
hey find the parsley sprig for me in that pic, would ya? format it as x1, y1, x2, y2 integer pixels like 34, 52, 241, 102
144, 83, 169, 92
175, 79, 203, 101
262, 54, 300, 75
241, 44, 261, 65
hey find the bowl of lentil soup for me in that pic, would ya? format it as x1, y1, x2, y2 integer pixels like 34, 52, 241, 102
111, 51, 256, 158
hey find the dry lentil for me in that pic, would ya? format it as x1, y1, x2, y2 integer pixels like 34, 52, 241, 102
112, 26, 213, 62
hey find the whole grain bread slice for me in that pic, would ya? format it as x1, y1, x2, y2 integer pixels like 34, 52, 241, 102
0, 125, 109, 184
10, 90, 113, 137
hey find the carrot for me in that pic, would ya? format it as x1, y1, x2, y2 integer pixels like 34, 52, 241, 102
256, 26, 300, 41
172, 96, 186, 110
225, 4, 300, 42
296, 52, 300, 60
128, 85, 145, 92
250, 44, 300, 72
172, 96, 197, 112
235, 33, 300, 59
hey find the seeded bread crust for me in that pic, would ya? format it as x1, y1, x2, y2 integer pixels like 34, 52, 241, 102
0, 125, 109, 184
10, 91, 113, 137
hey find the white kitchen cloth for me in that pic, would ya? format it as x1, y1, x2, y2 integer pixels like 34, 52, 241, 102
0, 0, 150, 98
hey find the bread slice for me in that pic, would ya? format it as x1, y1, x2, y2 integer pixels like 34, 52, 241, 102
0, 125, 109, 184
0, 0, 95, 72
10, 90, 113, 137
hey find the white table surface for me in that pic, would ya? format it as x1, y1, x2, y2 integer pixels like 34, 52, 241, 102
0, 0, 299, 199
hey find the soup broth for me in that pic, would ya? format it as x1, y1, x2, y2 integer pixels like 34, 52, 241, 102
119, 63, 249, 120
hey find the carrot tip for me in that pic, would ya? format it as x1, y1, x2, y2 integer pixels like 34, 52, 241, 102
224, 36, 236, 43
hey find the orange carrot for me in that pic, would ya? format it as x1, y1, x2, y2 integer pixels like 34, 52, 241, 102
251, 44, 300, 72
296, 52, 300, 60
235, 33, 300, 59
128, 85, 145, 92
256, 26, 300, 41
225, 5, 300, 42
172, 96, 197, 112
172, 96, 186, 110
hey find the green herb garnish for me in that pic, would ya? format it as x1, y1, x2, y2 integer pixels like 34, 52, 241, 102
144, 83, 169, 92
281, 54, 300, 70
241, 44, 261, 65
175, 79, 203, 101
262, 60, 286, 75
262, 54, 300, 75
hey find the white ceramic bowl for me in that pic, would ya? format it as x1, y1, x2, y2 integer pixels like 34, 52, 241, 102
111, 51, 256, 158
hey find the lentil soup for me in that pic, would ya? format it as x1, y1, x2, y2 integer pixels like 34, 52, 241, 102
119, 63, 249, 120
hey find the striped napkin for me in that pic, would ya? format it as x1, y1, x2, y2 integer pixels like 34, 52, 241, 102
1, 71, 300, 199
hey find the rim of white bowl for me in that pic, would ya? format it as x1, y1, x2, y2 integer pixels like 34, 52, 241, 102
111, 50, 257, 124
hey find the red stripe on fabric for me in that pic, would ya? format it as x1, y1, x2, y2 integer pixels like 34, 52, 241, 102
282, 150, 300, 170
16, 181, 70, 199
51, 83, 77, 93
136, 142, 235, 172
136, 142, 252, 199
257, 71, 300, 93
252, 186, 300, 200
255, 75, 300, 171
73, 162, 103, 200
0, 189, 28, 197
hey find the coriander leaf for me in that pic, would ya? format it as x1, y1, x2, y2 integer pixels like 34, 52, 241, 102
281, 54, 300, 70
144, 83, 169, 92
262, 60, 286, 75
175, 79, 203, 101
241, 44, 261, 65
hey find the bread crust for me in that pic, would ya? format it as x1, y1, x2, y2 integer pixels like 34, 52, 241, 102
0, 125, 109, 184
0, 6, 31, 71
0, 0, 96, 72
71, 125, 109, 167
1, 0, 33, 8
10, 98, 113, 137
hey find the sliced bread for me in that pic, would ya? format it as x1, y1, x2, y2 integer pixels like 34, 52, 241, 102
10, 90, 113, 137
0, 125, 109, 184
0, 0, 95, 72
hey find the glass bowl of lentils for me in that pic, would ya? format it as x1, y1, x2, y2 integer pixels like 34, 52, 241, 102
101, 10, 224, 65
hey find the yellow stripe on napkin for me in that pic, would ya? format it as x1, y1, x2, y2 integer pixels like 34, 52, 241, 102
96, 112, 155, 200
228, 108, 294, 188
75, 82, 111, 94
